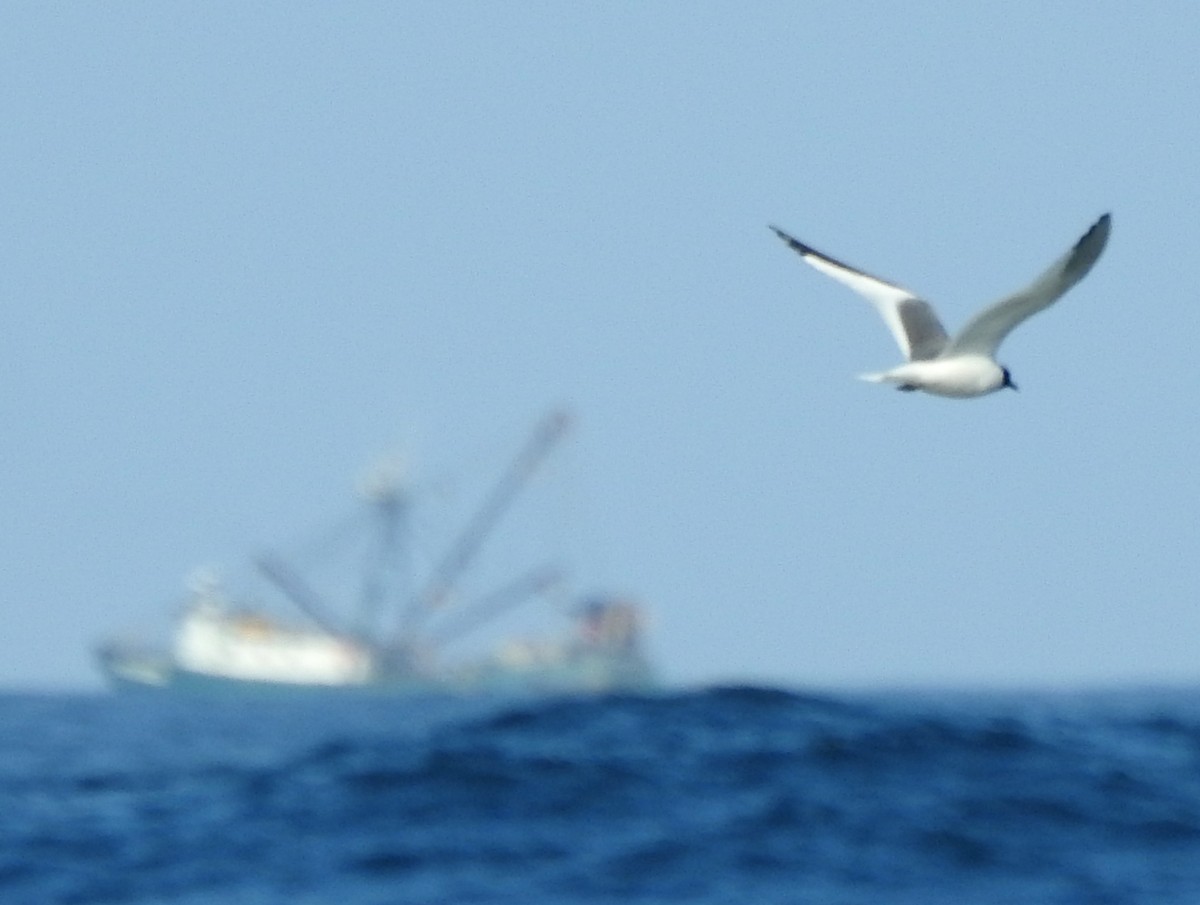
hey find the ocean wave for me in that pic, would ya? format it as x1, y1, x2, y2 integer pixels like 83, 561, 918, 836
3, 688, 1200, 904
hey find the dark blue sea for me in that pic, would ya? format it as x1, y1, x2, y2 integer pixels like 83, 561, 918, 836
4, 685, 1200, 904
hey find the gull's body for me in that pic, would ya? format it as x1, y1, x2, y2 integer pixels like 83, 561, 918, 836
770, 214, 1111, 398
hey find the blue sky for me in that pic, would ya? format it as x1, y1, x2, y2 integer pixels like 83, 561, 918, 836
2, 3, 1198, 690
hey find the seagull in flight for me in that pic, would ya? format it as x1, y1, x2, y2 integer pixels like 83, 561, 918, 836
769, 213, 1111, 398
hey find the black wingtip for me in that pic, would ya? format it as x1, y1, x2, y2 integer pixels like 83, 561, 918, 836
1077, 212, 1112, 251
1058, 212, 1112, 281
768, 224, 809, 255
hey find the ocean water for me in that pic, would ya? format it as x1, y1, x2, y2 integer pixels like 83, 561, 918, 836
3, 686, 1200, 904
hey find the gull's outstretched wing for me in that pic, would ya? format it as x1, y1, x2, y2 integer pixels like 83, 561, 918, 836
770, 225, 948, 361
945, 213, 1111, 358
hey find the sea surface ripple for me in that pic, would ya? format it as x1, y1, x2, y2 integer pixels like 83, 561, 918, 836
3, 685, 1200, 904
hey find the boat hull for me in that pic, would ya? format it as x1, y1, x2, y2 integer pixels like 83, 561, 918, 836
96, 643, 656, 698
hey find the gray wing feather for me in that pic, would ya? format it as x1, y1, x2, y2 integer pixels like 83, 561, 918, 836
896, 299, 951, 361
946, 214, 1111, 357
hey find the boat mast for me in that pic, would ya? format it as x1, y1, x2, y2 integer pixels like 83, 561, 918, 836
427, 564, 562, 647
357, 464, 410, 642
254, 552, 346, 638
395, 409, 571, 646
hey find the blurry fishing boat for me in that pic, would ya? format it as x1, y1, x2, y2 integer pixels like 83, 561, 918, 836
96, 412, 656, 696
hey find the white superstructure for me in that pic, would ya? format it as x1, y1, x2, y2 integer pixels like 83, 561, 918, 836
174, 583, 374, 686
